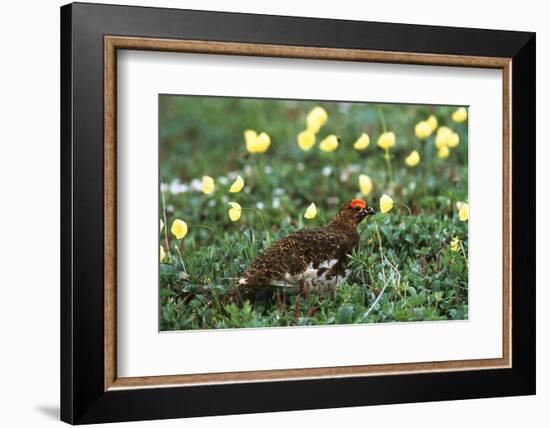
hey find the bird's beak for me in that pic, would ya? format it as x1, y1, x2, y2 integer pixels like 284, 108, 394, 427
363, 207, 376, 216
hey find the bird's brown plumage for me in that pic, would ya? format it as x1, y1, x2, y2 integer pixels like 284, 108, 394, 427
230, 199, 375, 301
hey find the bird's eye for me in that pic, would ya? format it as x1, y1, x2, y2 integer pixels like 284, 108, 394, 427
354, 206, 362, 212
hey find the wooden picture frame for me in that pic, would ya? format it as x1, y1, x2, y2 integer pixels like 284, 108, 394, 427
61, 2, 535, 424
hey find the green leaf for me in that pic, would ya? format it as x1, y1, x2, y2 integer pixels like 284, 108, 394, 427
337, 304, 354, 324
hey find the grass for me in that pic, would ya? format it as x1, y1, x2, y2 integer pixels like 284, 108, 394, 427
159, 96, 469, 331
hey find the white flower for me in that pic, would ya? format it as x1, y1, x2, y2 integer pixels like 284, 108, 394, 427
218, 176, 229, 186
169, 179, 190, 195
340, 171, 350, 183
169, 179, 181, 195
322, 166, 333, 176
190, 178, 203, 192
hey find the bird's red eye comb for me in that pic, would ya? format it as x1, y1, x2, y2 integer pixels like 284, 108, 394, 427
350, 198, 366, 209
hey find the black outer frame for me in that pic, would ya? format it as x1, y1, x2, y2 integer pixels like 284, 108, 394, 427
60, 2, 535, 424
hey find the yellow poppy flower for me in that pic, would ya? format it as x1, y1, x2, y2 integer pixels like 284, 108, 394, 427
377, 131, 396, 150
459, 203, 469, 221
160, 219, 164, 232
405, 150, 420, 167
380, 194, 394, 213
447, 132, 460, 148
319, 135, 339, 152
450, 237, 461, 252
160, 245, 166, 262
255, 132, 271, 153
353, 133, 370, 150
229, 175, 244, 193
434, 126, 460, 150
435, 126, 452, 149
452, 107, 468, 123
304, 202, 317, 219
438, 145, 450, 159
306, 106, 328, 133
228, 202, 242, 222
427, 115, 438, 132
297, 129, 316, 151
244, 129, 258, 152
202, 176, 215, 194
244, 130, 271, 153
358, 174, 373, 196
415, 121, 432, 139
170, 219, 188, 240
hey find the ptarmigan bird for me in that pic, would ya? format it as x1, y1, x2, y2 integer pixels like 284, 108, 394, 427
230, 198, 375, 301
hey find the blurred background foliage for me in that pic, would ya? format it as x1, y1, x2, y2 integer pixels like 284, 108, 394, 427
159, 95, 468, 331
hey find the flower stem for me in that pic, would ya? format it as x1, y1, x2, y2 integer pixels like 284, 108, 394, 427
189, 223, 216, 235
243, 207, 270, 245
377, 108, 394, 188
363, 222, 395, 319
160, 185, 172, 263
383, 148, 394, 187
395, 201, 412, 215
377, 108, 387, 132
459, 240, 467, 259
188, 223, 217, 247
374, 222, 385, 259
174, 241, 187, 273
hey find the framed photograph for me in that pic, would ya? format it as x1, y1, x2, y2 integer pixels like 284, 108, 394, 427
61, 2, 535, 424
